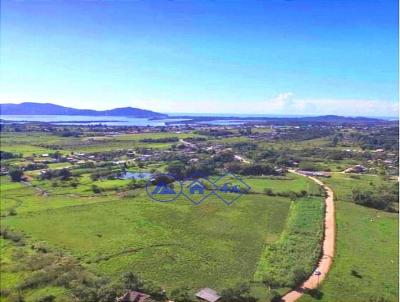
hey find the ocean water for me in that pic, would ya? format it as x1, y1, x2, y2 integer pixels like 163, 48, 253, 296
0, 115, 186, 126
0, 113, 396, 126
0, 114, 259, 126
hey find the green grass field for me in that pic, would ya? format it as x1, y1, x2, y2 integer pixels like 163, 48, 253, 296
322, 172, 395, 202
1, 129, 398, 302
0, 169, 327, 302
300, 200, 398, 302
1, 177, 295, 299
0, 131, 205, 155
244, 174, 321, 195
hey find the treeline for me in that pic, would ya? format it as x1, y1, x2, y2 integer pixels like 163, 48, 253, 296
0, 151, 22, 160
276, 127, 334, 141
166, 160, 280, 180
352, 183, 399, 212
40, 168, 71, 180
196, 129, 234, 137
349, 127, 399, 151
139, 137, 179, 143
167, 161, 215, 180
225, 162, 280, 176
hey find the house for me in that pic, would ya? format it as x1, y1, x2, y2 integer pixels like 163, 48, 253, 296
344, 165, 367, 174
195, 288, 221, 302
297, 170, 331, 178
116, 290, 150, 302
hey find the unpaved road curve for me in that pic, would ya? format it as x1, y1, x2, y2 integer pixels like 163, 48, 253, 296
281, 170, 336, 302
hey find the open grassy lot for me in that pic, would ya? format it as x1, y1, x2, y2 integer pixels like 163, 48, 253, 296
1, 165, 327, 302
321, 172, 395, 202
244, 174, 321, 195
0, 131, 205, 155
2, 187, 293, 294
300, 200, 398, 302
0, 238, 71, 302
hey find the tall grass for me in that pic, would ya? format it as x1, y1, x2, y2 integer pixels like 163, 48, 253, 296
254, 196, 325, 288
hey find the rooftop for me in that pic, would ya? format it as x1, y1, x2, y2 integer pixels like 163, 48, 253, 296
195, 288, 221, 302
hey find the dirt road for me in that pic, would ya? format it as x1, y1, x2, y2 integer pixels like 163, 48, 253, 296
281, 171, 336, 302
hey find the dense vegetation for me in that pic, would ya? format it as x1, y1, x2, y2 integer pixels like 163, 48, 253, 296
254, 197, 324, 289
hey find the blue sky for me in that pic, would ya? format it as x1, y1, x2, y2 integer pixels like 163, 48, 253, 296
1, 0, 398, 116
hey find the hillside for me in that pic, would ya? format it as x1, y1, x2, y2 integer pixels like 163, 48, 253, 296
0, 102, 168, 118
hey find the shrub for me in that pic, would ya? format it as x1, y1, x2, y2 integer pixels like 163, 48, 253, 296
91, 185, 102, 194
36, 295, 55, 302
9, 168, 24, 182
269, 290, 282, 302
0, 228, 25, 245
264, 188, 275, 196
122, 272, 144, 291
169, 287, 193, 302
220, 283, 256, 302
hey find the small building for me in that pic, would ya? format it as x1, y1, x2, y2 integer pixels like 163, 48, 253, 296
116, 290, 150, 302
297, 170, 331, 178
344, 165, 367, 174
195, 288, 221, 302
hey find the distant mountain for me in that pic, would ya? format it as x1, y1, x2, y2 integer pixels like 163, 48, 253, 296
0, 102, 168, 118
166, 114, 392, 125
296, 115, 385, 123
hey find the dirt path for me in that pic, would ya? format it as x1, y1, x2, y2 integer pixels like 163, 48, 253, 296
281, 170, 336, 302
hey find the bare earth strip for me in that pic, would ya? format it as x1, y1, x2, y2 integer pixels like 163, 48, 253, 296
282, 171, 336, 302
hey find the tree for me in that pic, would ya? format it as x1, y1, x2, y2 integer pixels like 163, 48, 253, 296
9, 168, 24, 182
220, 283, 256, 302
91, 185, 102, 194
59, 168, 71, 181
96, 283, 122, 302
36, 295, 55, 302
167, 161, 186, 179
298, 161, 318, 171
122, 272, 144, 291
264, 188, 275, 196
292, 268, 307, 287
169, 287, 193, 302
143, 281, 166, 301
269, 290, 282, 302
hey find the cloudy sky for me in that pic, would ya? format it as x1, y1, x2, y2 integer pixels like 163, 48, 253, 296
1, 0, 398, 116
